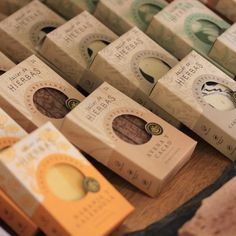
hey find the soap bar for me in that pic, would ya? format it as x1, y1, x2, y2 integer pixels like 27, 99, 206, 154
150, 51, 236, 160
43, 0, 99, 19
146, 0, 230, 59
0, 52, 15, 75
0, 122, 134, 236
0, 55, 84, 132
94, 0, 168, 35
179, 176, 236, 236
40, 11, 118, 91
90, 27, 180, 127
215, 0, 236, 22
209, 23, 236, 76
61, 82, 197, 197
0, 0, 65, 63
0, 108, 38, 236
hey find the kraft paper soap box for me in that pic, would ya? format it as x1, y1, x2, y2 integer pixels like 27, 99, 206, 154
94, 0, 168, 35
215, 0, 236, 22
0, 55, 85, 132
0, 0, 31, 16
0, 122, 134, 236
146, 0, 230, 60
0, 0, 65, 63
90, 27, 180, 127
150, 51, 236, 160
0, 108, 38, 236
42, 0, 99, 19
0, 52, 15, 76
40, 11, 118, 91
209, 23, 236, 76
61, 82, 197, 197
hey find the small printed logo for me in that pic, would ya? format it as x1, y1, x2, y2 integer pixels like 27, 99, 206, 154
83, 177, 100, 193
145, 122, 163, 136
65, 98, 80, 110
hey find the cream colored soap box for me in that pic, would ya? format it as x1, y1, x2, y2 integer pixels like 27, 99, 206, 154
0, 122, 134, 236
42, 0, 99, 19
209, 23, 236, 76
0, 52, 15, 75
0, 55, 84, 132
215, 0, 236, 22
150, 51, 236, 160
90, 27, 180, 127
146, 0, 230, 59
61, 82, 197, 197
0, 0, 65, 63
94, 0, 168, 35
40, 11, 118, 91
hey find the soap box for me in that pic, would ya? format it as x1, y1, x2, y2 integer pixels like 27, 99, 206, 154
42, 0, 99, 19
0, 0, 65, 63
0, 55, 85, 132
146, 0, 230, 59
94, 0, 168, 35
215, 0, 236, 22
40, 11, 118, 92
61, 82, 197, 197
209, 23, 236, 76
0, 52, 15, 75
150, 51, 236, 160
90, 27, 180, 127
0, 122, 134, 236
0, 108, 38, 236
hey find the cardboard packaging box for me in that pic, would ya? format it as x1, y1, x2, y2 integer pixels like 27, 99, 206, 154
215, 0, 236, 22
42, 0, 99, 19
40, 11, 118, 92
150, 51, 236, 160
0, 108, 38, 236
0, 0, 65, 63
209, 23, 236, 76
0, 55, 85, 132
61, 82, 197, 197
146, 0, 230, 60
94, 0, 168, 35
89, 27, 180, 127
0, 0, 31, 16
0, 122, 134, 236
0, 52, 15, 75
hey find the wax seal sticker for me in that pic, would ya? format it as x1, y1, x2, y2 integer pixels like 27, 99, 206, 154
79, 33, 113, 65
83, 177, 100, 193
30, 21, 61, 49
65, 98, 80, 111
130, 0, 166, 30
145, 122, 163, 136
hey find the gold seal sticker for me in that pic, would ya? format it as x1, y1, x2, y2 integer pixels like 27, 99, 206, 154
145, 123, 163, 136
83, 177, 100, 193
65, 98, 80, 111
0, 137, 19, 150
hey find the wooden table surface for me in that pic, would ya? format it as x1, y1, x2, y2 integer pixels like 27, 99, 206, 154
87, 126, 231, 236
